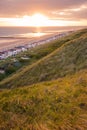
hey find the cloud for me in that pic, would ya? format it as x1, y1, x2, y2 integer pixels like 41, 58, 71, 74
50, 4, 87, 21
0, 0, 87, 22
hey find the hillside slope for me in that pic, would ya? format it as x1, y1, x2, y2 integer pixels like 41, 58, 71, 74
0, 30, 80, 82
0, 29, 87, 88
0, 70, 87, 129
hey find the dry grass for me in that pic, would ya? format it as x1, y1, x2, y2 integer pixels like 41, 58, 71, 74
0, 70, 87, 129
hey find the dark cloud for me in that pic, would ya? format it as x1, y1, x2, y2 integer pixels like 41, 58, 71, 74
0, 0, 87, 21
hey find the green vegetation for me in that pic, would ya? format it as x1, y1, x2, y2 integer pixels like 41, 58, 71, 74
0, 29, 87, 129
0, 74, 6, 81
0, 29, 87, 88
0, 70, 87, 129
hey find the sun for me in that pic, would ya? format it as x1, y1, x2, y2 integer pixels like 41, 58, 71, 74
31, 13, 47, 21
31, 13, 48, 27
23, 13, 48, 27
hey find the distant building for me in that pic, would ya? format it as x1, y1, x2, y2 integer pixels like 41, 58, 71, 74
0, 52, 7, 59
21, 56, 30, 60
0, 69, 5, 74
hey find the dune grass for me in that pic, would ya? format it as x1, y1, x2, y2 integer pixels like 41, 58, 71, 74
0, 70, 87, 129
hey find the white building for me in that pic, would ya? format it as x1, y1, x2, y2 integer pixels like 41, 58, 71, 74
0, 52, 7, 59
0, 69, 5, 74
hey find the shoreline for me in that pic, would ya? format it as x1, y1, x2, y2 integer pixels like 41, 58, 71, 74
0, 31, 74, 60
0, 32, 57, 52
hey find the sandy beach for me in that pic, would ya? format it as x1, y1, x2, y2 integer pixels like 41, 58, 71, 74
0, 38, 31, 51
0, 33, 57, 52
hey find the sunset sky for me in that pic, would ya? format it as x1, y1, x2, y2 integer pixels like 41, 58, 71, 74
0, 0, 87, 26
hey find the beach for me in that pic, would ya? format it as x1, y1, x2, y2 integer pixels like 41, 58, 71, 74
0, 38, 31, 51
0, 32, 58, 52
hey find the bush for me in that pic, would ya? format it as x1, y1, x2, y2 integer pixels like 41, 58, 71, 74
0, 74, 6, 81
5, 65, 16, 74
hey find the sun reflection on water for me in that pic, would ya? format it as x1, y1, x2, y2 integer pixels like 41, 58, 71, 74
17, 32, 47, 38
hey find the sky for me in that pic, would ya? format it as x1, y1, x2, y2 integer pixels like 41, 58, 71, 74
0, 0, 87, 26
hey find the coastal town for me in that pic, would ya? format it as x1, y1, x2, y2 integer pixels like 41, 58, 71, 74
0, 31, 73, 60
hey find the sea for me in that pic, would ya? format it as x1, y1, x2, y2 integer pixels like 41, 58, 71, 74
0, 26, 86, 51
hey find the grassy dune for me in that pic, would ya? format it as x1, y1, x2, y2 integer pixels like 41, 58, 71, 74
0, 29, 87, 88
0, 29, 82, 81
0, 29, 87, 129
0, 70, 87, 129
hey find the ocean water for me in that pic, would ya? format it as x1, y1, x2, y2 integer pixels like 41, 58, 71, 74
0, 26, 86, 38
0, 26, 86, 51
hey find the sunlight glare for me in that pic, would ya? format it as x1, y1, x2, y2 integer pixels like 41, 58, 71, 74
23, 13, 48, 27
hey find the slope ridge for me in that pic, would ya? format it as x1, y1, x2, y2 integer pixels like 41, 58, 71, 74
0, 29, 87, 88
